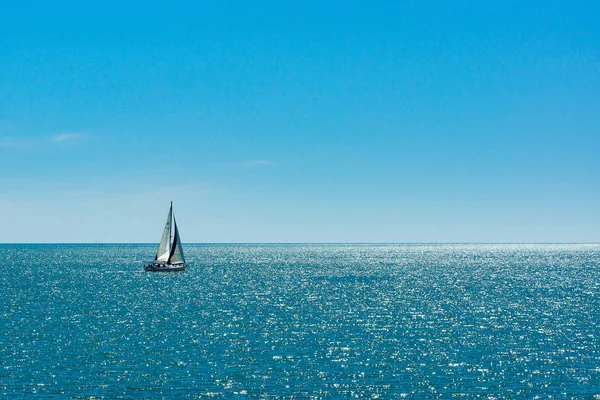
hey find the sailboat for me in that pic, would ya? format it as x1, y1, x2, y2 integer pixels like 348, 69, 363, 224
144, 202, 187, 272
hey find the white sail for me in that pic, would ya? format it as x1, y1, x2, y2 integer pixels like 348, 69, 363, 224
168, 216, 185, 265
155, 204, 172, 261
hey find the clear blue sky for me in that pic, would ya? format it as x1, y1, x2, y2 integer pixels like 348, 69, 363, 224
1, 1, 599, 243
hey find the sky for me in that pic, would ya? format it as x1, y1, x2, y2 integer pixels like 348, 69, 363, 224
0, 1, 599, 243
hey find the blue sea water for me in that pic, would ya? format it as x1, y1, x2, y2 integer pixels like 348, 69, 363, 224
1, 244, 599, 398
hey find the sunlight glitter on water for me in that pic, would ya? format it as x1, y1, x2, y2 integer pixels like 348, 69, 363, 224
1, 244, 599, 397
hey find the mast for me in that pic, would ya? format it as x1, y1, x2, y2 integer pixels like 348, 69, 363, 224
169, 201, 173, 254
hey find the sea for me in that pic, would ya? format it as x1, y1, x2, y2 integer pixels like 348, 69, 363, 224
1, 244, 599, 398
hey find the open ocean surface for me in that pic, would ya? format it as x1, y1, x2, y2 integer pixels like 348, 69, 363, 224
1, 243, 599, 398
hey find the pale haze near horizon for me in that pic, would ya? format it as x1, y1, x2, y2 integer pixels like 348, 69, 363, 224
1, 2, 599, 243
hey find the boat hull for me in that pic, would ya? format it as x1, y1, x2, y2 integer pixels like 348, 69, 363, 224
144, 262, 186, 272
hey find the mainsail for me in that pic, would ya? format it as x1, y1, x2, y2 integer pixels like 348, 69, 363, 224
155, 203, 173, 261
168, 216, 185, 265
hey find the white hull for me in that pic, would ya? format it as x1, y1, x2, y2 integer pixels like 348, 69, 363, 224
144, 262, 186, 272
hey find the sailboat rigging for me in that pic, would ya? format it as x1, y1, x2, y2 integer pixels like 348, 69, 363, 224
144, 202, 187, 271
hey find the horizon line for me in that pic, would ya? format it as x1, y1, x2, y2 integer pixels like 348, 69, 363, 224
0, 242, 599, 245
